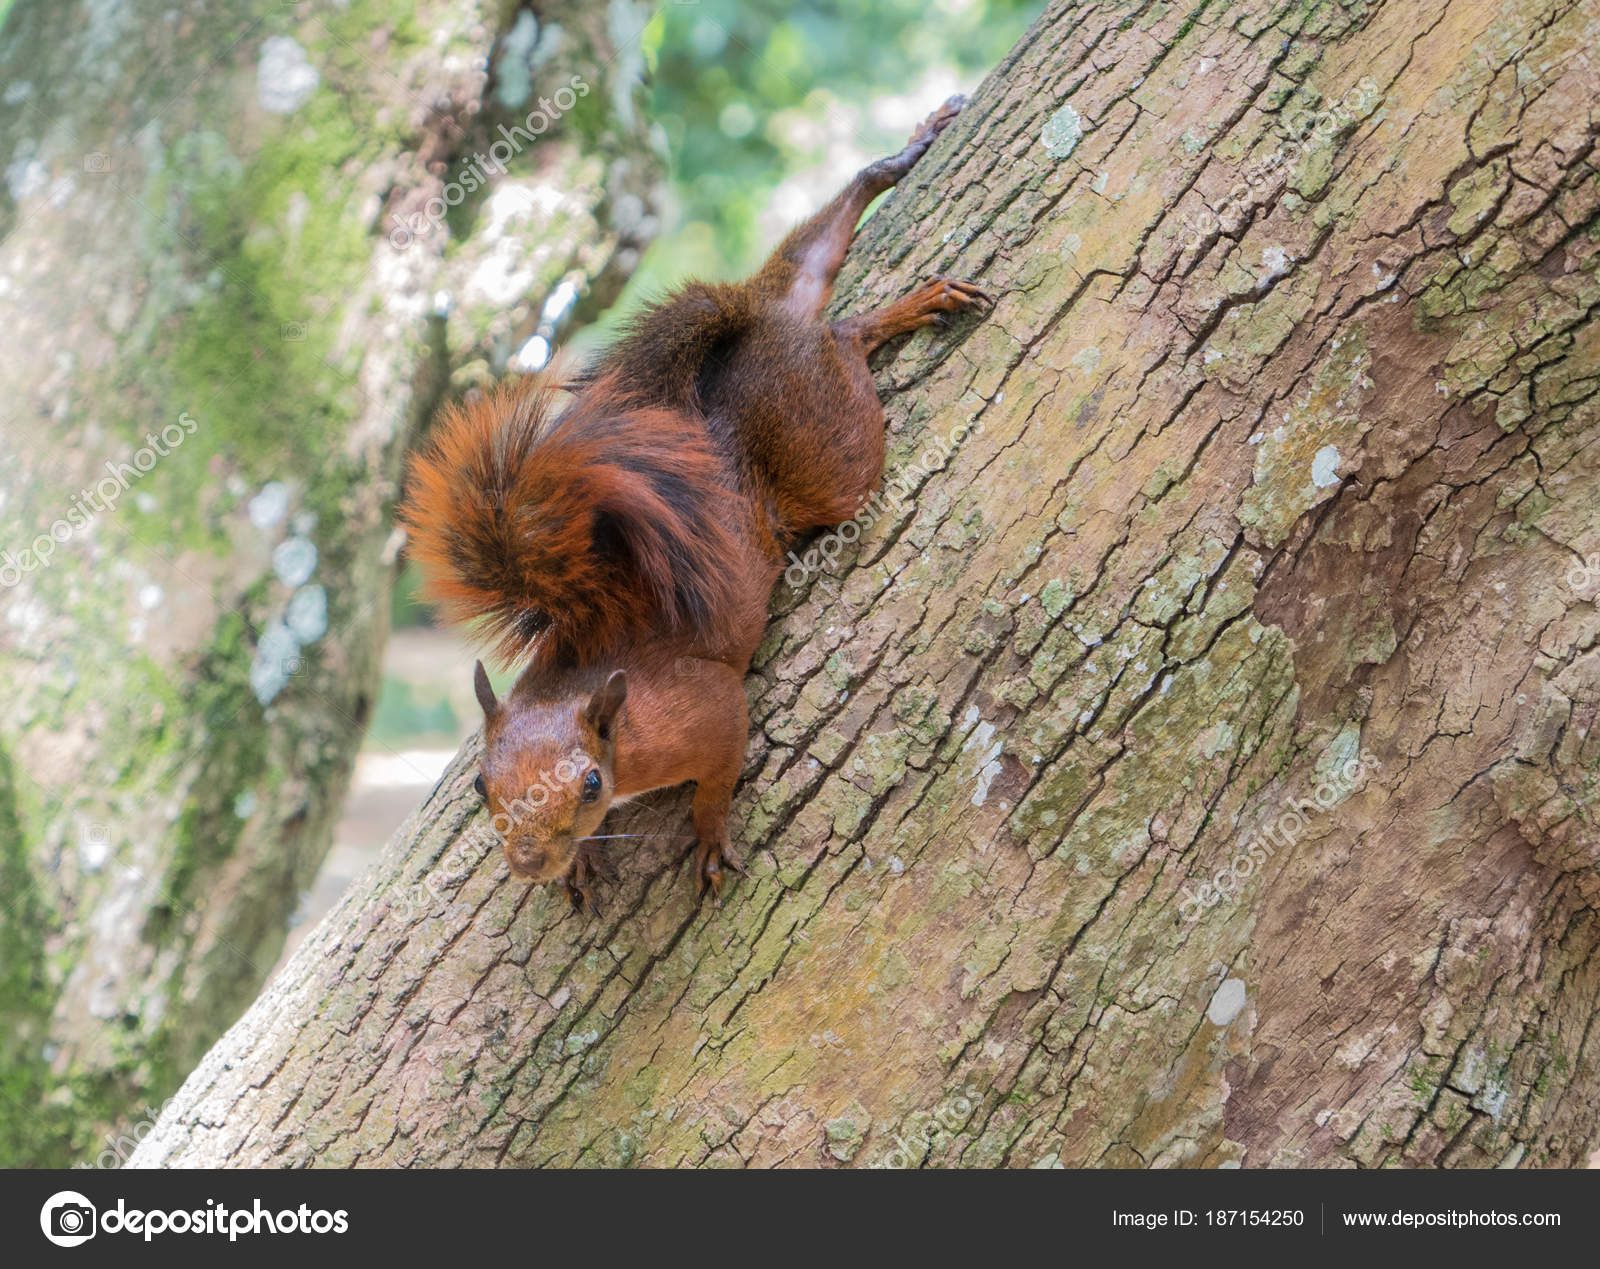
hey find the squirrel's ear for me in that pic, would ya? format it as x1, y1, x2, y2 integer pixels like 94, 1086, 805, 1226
473, 660, 498, 719
585, 670, 627, 741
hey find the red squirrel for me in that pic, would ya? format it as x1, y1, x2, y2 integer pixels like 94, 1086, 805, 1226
399, 96, 990, 914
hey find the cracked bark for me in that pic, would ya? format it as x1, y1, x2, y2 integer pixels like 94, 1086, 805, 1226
135, 0, 1600, 1169
0, 0, 660, 1165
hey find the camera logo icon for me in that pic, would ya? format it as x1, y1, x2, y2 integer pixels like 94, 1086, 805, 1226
40, 1191, 96, 1247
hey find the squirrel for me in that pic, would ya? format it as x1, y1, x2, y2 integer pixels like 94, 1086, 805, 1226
399, 95, 990, 915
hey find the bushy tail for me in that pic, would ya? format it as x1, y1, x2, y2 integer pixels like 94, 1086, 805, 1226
399, 377, 744, 669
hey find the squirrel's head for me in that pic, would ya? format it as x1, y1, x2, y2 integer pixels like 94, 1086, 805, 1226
472, 661, 627, 884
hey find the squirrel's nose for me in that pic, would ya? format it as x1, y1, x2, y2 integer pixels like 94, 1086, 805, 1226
507, 845, 548, 877
506, 839, 567, 881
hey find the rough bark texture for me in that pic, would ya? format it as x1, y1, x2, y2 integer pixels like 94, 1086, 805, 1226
0, 0, 660, 1166
136, 0, 1600, 1169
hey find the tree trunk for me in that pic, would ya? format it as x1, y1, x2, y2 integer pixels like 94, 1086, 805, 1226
0, 0, 660, 1166
134, 0, 1600, 1169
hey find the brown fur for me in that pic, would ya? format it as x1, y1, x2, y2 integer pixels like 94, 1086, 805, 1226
399, 375, 748, 670
398, 95, 990, 911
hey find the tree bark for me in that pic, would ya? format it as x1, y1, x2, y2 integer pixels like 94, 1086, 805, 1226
135, 0, 1600, 1169
0, 0, 660, 1165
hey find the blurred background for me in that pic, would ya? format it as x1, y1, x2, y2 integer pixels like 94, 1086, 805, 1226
307, 0, 1044, 961
0, 0, 1040, 1165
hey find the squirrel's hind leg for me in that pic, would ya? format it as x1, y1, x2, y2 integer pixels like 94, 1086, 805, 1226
833, 276, 993, 356
757, 95, 967, 320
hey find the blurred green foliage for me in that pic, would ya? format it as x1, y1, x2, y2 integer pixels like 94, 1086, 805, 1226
367, 678, 461, 746
638, 0, 1044, 279
391, 550, 431, 629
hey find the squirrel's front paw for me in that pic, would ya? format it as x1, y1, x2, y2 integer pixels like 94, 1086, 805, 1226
691, 835, 746, 907
564, 873, 601, 919
564, 842, 616, 919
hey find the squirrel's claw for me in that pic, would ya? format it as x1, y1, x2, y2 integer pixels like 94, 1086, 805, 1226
564, 842, 612, 919
931, 276, 994, 309
691, 837, 743, 907
565, 875, 602, 919
880, 94, 968, 183
912, 94, 966, 147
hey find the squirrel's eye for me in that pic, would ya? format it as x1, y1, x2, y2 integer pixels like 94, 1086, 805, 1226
473, 774, 486, 798
581, 769, 602, 803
